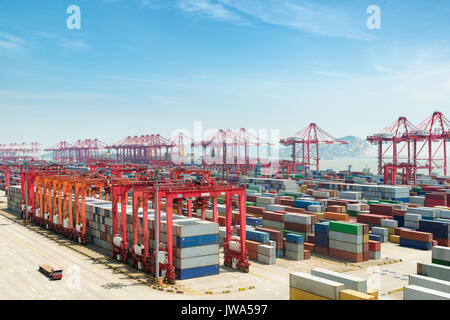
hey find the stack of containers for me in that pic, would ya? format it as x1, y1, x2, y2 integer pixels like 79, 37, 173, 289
285, 233, 304, 260
346, 203, 361, 217
255, 196, 275, 209
314, 222, 329, 256
293, 199, 321, 210
255, 227, 284, 257
424, 192, 447, 207
419, 220, 450, 247
257, 243, 276, 265
407, 207, 438, 221
368, 240, 381, 259
371, 227, 389, 243
284, 212, 312, 234
439, 208, 450, 220
261, 211, 284, 229
158, 218, 220, 280
381, 218, 398, 237
328, 221, 365, 263
404, 213, 421, 230
399, 229, 433, 250
245, 216, 263, 227
432, 246, 450, 266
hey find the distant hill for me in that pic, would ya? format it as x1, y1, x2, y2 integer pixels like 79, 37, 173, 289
279, 136, 377, 159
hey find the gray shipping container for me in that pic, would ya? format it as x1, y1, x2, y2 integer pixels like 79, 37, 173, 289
329, 239, 363, 254
404, 285, 450, 300
408, 274, 450, 294
286, 250, 304, 260
289, 272, 345, 300
311, 267, 367, 293
174, 254, 219, 269
328, 231, 363, 244
417, 262, 450, 282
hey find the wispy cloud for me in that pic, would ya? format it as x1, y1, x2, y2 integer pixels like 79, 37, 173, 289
219, 0, 371, 40
0, 31, 24, 51
177, 0, 371, 40
177, 0, 245, 24
0, 90, 114, 101
36, 32, 89, 54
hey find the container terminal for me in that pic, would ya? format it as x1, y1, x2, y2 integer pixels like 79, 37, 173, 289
0, 112, 449, 300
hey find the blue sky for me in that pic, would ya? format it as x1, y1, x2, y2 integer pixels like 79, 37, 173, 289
0, 0, 449, 146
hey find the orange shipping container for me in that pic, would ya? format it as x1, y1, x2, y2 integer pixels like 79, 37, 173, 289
324, 212, 350, 222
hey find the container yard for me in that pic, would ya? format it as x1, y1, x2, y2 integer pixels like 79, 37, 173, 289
2, 1, 450, 309
0, 110, 449, 301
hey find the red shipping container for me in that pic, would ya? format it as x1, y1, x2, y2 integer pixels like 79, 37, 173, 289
283, 206, 306, 213
304, 250, 311, 260
218, 216, 226, 227
363, 251, 369, 261
315, 246, 328, 256
246, 240, 261, 252
329, 248, 363, 263
369, 240, 381, 252
435, 238, 450, 247
246, 195, 257, 202
284, 221, 312, 233
262, 211, 285, 222
327, 205, 346, 213
432, 240, 438, 247
363, 243, 369, 253
304, 242, 315, 253
399, 229, 433, 243
280, 199, 295, 207
246, 206, 266, 214
369, 203, 394, 215
393, 209, 407, 216
357, 213, 391, 225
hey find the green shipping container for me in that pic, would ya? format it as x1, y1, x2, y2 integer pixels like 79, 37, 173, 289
246, 202, 255, 207
432, 259, 450, 267
329, 221, 363, 235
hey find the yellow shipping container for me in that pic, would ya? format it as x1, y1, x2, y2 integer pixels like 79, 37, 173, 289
366, 289, 379, 300
363, 234, 369, 243
289, 287, 330, 300
388, 227, 395, 235
339, 289, 376, 300
389, 234, 400, 244
314, 213, 325, 221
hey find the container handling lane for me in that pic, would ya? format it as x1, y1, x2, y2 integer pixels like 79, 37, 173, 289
0, 212, 190, 300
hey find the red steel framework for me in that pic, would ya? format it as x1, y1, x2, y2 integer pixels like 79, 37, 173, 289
0, 142, 40, 163
367, 116, 418, 184
108, 134, 176, 165
368, 112, 449, 184
18, 163, 249, 283
409, 111, 449, 176
46, 139, 108, 164
193, 128, 272, 180
111, 174, 249, 283
280, 123, 348, 173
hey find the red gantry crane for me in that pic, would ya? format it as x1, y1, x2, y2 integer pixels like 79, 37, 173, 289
409, 111, 449, 176
280, 123, 348, 173
193, 128, 272, 180
367, 116, 418, 185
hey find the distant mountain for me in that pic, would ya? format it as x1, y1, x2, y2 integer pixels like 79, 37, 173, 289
279, 136, 377, 159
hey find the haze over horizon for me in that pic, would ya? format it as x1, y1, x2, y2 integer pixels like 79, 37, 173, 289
1, 1, 449, 146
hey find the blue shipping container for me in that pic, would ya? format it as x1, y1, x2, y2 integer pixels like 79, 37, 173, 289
399, 238, 432, 250
176, 264, 220, 280
286, 233, 304, 244
176, 234, 218, 248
